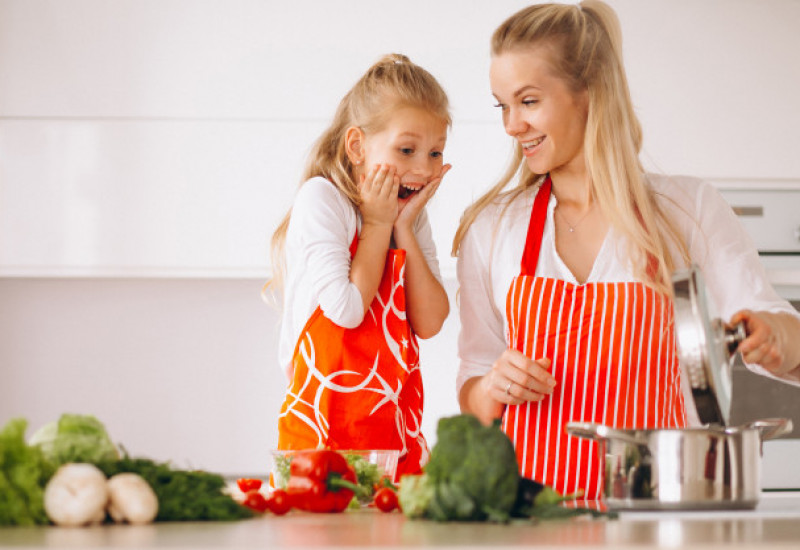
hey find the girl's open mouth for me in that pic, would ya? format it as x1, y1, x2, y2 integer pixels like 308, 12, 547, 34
398, 183, 422, 199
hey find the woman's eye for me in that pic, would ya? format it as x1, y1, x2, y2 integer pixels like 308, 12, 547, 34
493, 102, 507, 111
522, 99, 538, 106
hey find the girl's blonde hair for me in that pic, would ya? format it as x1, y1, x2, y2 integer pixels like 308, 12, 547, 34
266, 53, 451, 300
452, 0, 689, 294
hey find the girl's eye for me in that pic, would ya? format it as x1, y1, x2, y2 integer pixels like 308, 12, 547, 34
400, 148, 414, 155
430, 151, 442, 159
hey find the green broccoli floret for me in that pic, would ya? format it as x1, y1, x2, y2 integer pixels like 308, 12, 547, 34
401, 414, 521, 522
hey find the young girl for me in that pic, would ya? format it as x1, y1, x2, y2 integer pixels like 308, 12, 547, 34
269, 54, 451, 476
453, 1, 800, 498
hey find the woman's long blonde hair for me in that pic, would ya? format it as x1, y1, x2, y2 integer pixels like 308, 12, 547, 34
265, 53, 451, 301
452, 0, 689, 294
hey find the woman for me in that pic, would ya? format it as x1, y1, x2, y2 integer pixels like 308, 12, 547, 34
452, 0, 800, 499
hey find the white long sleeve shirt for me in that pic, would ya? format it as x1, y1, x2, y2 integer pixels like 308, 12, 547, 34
277, 177, 443, 379
456, 174, 800, 424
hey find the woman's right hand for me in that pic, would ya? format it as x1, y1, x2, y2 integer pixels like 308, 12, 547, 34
481, 349, 556, 406
359, 164, 399, 228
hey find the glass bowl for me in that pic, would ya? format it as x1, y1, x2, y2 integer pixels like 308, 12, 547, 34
270, 449, 399, 502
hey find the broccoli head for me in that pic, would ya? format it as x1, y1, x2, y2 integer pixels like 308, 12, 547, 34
409, 414, 521, 522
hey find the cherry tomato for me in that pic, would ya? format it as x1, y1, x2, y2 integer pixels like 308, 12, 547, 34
237, 478, 263, 493
374, 487, 398, 513
266, 489, 292, 515
242, 490, 269, 513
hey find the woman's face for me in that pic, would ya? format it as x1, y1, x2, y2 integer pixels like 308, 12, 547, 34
490, 46, 589, 178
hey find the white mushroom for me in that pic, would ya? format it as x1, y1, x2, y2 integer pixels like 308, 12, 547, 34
106, 473, 158, 525
44, 463, 109, 527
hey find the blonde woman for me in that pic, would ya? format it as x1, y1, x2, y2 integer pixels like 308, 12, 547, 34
270, 54, 451, 476
453, 1, 800, 498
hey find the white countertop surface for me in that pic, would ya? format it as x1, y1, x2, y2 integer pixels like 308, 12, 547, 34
1, 492, 799, 549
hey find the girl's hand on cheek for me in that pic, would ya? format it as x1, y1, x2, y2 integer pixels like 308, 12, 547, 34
396, 164, 452, 229
359, 164, 399, 227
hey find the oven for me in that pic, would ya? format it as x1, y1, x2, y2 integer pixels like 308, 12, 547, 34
715, 181, 800, 490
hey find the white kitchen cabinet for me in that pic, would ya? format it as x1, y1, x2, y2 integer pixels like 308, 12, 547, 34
1, 0, 799, 278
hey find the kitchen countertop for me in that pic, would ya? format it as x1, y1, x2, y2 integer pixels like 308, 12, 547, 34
1, 492, 800, 549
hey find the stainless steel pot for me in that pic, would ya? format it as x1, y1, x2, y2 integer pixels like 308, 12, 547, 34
566, 418, 793, 510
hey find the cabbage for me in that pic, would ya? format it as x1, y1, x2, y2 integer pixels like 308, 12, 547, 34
29, 413, 118, 467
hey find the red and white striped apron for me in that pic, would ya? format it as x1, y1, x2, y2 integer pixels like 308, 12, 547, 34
277, 234, 428, 478
502, 177, 687, 499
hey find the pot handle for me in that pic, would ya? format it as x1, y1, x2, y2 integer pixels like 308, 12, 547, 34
566, 422, 648, 446
743, 418, 794, 441
566, 422, 604, 441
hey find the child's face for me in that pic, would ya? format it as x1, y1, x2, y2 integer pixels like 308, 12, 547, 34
361, 106, 448, 200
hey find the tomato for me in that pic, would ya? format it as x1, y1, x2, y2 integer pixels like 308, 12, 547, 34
374, 487, 398, 513
266, 489, 292, 516
237, 478, 263, 493
242, 490, 269, 513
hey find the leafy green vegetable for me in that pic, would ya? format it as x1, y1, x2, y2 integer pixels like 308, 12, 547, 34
96, 455, 253, 521
29, 413, 118, 467
0, 418, 55, 526
3, 413, 256, 525
397, 473, 434, 519
511, 476, 597, 518
399, 414, 615, 523
273, 454, 292, 489
345, 454, 381, 504
399, 414, 520, 522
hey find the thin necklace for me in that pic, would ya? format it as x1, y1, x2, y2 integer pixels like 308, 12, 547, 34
556, 203, 594, 233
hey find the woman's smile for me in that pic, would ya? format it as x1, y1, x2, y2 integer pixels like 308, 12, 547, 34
521, 136, 546, 157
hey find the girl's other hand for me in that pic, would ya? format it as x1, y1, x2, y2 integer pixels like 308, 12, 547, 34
730, 309, 785, 374
395, 164, 452, 231
481, 348, 556, 405
359, 164, 399, 227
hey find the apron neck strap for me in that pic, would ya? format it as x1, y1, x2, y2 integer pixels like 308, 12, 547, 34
520, 176, 552, 276
349, 233, 359, 258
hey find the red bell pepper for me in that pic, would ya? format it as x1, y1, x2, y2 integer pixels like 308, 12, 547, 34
286, 450, 362, 513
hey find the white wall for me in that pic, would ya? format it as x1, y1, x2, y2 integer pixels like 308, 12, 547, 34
1, 0, 799, 475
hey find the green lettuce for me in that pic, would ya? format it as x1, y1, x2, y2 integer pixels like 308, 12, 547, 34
0, 418, 54, 525
29, 413, 118, 467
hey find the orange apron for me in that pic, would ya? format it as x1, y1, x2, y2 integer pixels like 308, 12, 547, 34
277, 234, 428, 478
502, 177, 687, 499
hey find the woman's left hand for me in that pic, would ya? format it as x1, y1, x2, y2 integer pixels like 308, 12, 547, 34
394, 164, 451, 231
730, 309, 784, 374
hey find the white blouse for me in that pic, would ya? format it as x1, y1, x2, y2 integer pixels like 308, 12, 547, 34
277, 177, 443, 378
456, 174, 800, 424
